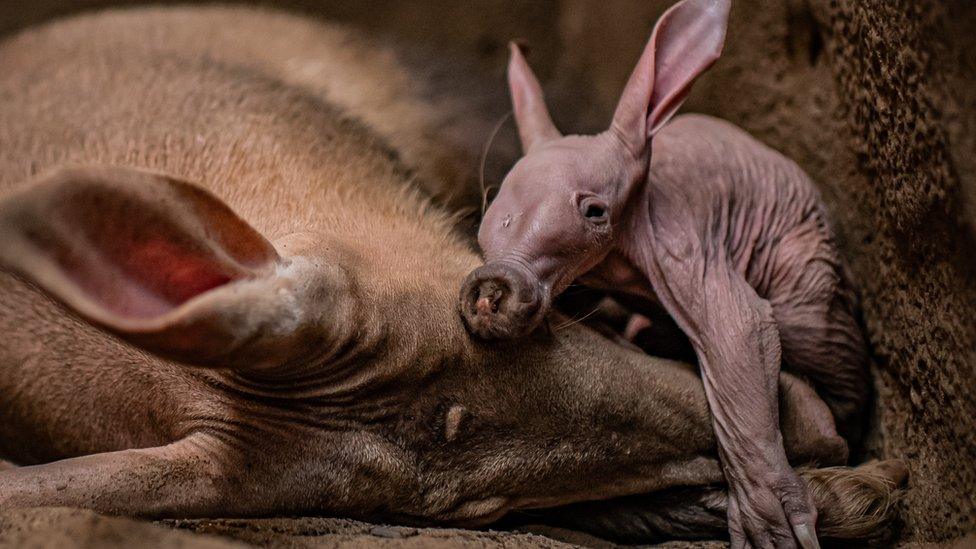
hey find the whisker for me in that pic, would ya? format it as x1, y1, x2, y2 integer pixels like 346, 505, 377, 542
553, 305, 602, 332
479, 110, 513, 218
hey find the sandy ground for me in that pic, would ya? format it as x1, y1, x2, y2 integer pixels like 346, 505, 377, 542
0, 507, 735, 549
3, 507, 974, 548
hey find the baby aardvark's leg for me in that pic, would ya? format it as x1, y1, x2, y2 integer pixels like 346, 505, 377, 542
0, 434, 241, 517
643, 245, 819, 549
766, 224, 870, 442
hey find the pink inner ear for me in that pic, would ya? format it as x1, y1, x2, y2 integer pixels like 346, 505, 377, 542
3, 169, 279, 324
125, 235, 236, 304
57, 232, 238, 320
37, 203, 248, 320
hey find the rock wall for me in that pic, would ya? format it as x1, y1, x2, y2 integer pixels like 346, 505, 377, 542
813, 0, 976, 541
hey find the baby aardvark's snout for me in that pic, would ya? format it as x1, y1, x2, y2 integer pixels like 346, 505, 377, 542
459, 261, 546, 339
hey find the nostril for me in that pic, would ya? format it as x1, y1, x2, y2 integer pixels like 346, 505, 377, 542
472, 279, 508, 317
476, 296, 495, 316
460, 262, 546, 339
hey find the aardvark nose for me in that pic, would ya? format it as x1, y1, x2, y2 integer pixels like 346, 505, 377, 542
459, 261, 544, 339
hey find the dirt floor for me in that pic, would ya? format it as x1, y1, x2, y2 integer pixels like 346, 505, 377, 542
2, 507, 975, 548
0, 506, 737, 548
0, 0, 973, 547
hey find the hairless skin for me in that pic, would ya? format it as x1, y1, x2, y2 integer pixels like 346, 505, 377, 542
460, 0, 870, 547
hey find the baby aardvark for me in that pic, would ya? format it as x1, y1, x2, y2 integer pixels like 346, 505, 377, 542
459, 0, 869, 548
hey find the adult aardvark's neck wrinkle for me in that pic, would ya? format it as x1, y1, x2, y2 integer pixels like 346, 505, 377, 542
224, 255, 365, 383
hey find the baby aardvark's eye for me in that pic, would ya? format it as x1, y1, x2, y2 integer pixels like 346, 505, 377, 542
578, 195, 609, 225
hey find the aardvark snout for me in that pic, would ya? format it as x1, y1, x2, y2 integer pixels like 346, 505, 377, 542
459, 261, 545, 339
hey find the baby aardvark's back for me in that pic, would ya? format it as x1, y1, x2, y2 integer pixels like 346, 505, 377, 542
642, 114, 828, 296
633, 113, 869, 431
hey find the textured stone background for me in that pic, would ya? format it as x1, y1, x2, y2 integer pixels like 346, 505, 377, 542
1, 0, 973, 546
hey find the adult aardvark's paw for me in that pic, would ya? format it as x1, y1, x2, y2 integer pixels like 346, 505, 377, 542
727, 462, 820, 549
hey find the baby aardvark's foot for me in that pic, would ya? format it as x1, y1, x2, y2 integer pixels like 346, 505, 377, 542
727, 455, 820, 549
623, 313, 652, 342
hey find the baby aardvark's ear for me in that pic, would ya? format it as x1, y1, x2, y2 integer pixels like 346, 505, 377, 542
611, 0, 730, 152
507, 42, 562, 153
0, 166, 329, 374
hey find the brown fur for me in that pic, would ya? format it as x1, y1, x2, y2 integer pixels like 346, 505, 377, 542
527, 460, 906, 543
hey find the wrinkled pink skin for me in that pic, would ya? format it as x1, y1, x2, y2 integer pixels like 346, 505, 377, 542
460, 1, 869, 548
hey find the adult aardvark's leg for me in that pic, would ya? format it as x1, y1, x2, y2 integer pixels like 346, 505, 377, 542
0, 434, 239, 516
531, 459, 907, 544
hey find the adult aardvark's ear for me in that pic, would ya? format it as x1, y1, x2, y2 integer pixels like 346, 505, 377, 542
611, 0, 730, 150
507, 42, 561, 153
0, 166, 327, 373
